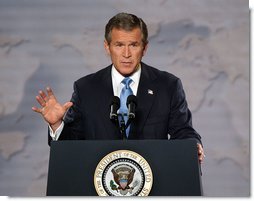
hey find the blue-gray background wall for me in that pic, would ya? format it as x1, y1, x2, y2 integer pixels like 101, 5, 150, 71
0, 0, 249, 196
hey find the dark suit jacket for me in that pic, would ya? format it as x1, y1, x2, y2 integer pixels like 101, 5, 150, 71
50, 62, 201, 144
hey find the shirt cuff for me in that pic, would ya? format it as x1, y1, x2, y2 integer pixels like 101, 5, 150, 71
49, 121, 64, 141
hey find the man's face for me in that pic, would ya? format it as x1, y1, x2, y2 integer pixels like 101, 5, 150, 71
104, 28, 148, 76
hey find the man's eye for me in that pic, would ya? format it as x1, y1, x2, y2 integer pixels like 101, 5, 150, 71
131, 43, 138, 47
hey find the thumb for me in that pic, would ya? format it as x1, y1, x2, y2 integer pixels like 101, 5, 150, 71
63, 101, 73, 111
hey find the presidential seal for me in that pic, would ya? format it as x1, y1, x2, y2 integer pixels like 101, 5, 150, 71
94, 150, 153, 196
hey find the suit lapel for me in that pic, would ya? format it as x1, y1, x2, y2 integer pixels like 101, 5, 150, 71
98, 66, 122, 139
129, 63, 157, 139
100, 66, 114, 104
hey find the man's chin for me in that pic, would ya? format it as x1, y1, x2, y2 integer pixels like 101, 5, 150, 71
117, 67, 135, 77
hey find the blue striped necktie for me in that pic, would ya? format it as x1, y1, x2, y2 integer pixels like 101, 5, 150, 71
119, 77, 133, 137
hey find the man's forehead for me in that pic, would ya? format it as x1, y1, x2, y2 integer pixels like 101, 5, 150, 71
111, 28, 142, 40
114, 40, 140, 43
111, 27, 142, 35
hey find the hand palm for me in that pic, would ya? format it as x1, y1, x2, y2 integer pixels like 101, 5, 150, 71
32, 87, 73, 129
42, 97, 66, 125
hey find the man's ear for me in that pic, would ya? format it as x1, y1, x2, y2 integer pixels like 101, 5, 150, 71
104, 40, 110, 55
142, 42, 149, 56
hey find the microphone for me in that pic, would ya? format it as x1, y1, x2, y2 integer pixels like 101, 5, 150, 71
110, 96, 120, 121
127, 95, 137, 119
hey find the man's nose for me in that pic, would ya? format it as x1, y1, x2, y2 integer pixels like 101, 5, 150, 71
123, 46, 131, 58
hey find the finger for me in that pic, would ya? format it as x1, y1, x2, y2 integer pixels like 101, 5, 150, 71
39, 90, 49, 102
199, 148, 203, 155
32, 106, 42, 113
200, 153, 205, 162
46, 87, 55, 98
198, 153, 204, 162
36, 95, 46, 107
197, 143, 203, 154
63, 102, 73, 111
198, 149, 205, 157
197, 143, 205, 163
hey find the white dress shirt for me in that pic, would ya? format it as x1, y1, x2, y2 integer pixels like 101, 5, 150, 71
49, 64, 141, 140
111, 64, 141, 97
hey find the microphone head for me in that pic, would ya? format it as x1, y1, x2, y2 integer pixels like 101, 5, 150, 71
110, 96, 120, 120
111, 96, 120, 108
127, 95, 137, 106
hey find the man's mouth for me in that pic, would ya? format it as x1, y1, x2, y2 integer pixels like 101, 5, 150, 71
121, 61, 132, 65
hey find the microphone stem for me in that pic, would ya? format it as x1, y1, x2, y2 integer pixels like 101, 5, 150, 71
126, 119, 131, 128
119, 114, 127, 139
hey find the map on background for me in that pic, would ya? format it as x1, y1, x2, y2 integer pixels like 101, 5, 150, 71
0, 0, 249, 196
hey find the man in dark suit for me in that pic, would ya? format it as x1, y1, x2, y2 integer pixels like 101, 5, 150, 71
32, 12, 205, 163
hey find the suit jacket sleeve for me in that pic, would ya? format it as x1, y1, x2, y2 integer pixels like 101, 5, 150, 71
168, 78, 202, 145
62, 81, 85, 140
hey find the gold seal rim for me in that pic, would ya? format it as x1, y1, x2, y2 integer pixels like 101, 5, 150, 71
94, 149, 153, 196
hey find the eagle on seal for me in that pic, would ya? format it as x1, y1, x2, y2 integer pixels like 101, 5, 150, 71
111, 165, 135, 190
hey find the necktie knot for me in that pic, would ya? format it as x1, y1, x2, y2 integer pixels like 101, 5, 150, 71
122, 77, 132, 89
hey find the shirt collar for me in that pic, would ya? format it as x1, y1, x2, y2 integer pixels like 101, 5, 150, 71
111, 64, 141, 86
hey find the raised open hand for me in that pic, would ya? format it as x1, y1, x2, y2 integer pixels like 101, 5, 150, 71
32, 87, 73, 131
